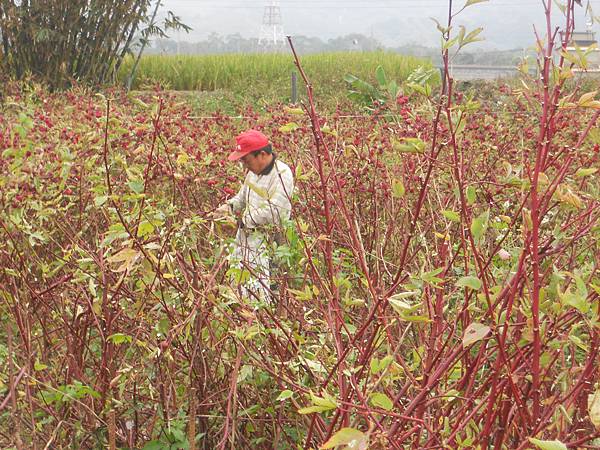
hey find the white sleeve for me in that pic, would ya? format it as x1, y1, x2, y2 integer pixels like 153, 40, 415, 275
243, 167, 294, 228
226, 178, 248, 214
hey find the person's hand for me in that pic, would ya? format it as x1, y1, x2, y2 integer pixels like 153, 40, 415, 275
211, 204, 237, 236
212, 203, 232, 219
212, 204, 238, 228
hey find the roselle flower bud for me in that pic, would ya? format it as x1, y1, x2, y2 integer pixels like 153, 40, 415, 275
498, 249, 511, 261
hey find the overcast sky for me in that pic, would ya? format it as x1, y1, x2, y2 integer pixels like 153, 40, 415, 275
159, 0, 600, 49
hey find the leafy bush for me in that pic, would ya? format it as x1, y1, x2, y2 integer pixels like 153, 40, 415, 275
0, 1, 599, 448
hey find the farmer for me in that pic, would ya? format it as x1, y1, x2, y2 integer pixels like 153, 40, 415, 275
214, 129, 295, 303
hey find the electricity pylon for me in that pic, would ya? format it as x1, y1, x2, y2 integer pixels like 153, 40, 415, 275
258, 1, 285, 50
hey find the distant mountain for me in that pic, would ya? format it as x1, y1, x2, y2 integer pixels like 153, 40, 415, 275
160, 1, 596, 52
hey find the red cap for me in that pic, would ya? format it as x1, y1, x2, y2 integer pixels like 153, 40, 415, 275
228, 130, 269, 161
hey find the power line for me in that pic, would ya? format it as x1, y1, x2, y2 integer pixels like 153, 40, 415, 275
166, 3, 595, 9
171, 0, 600, 4
175, 0, 578, 3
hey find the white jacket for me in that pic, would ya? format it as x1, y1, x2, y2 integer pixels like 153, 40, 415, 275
227, 158, 294, 230
225, 158, 294, 302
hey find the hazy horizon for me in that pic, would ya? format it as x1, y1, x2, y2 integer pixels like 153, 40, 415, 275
159, 0, 600, 50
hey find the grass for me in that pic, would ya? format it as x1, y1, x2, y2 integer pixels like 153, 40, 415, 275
118, 51, 434, 103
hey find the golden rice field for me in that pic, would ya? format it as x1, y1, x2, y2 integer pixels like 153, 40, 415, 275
118, 51, 434, 98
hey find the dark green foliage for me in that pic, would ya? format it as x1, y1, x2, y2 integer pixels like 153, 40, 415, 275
0, 0, 188, 89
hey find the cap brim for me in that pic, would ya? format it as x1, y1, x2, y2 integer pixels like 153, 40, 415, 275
228, 151, 247, 161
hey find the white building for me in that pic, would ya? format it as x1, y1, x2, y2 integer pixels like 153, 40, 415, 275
560, 29, 600, 70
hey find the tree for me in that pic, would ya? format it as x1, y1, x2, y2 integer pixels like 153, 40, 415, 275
0, 0, 189, 89
327, 34, 383, 52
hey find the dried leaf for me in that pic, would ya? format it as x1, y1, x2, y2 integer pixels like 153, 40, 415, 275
320, 428, 368, 450
589, 389, 600, 429
463, 322, 490, 348
528, 438, 568, 450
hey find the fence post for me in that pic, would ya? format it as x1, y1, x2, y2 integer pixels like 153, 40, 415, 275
439, 66, 447, 94
188, 388, 197, 450
108, 409, 116, 450
291, 71, 298, 104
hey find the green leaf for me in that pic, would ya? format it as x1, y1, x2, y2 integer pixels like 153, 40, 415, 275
277, 390, 294, 401
460, 27, 485, 48
298, 404, 335, 414
388, 80, 399, 98
559, 274, 590, 314
453, 110, 467, 136
589, 389, 600, 428
157, 317, 170, 336
456, 276, 482, 291
431, 17, 449, 35
108, 333, 132, 345
142, 441, 165, 450
34, 362, 48, 371
464, 0, 489, 7
392, 137, 426, 154
462, 322, 490, 348
128, 179, 145, 194
375, 65, 387, 87
442, 36, 459, 51
578, 90, 597, 106
554, 0, 567, 14
370, 358, 380, 374
569, 334, 589, 352
94, 195, 108, 207
237, 365, 253, 384
402, 314, 432, 323
560, 289, 590, 314
285, 106, 304, 116
575, 167, 598, 177
388, 297, 419, 314
471, 210, 490, 242
421, 267, 445, 286
131, 97, 149, 109
458, 25, 466, 45
389, 291, 420, 301
137, 220, 155, 238
288, 285, 314, 301
321, 125, 337, 136
587, 128, 600, 144
443, 210, 461, 222
466, 186, 477, 205
370, 393, 393, 411
294, 163, 305, 181
227, 267, 251, 285
298, 392, 337, 414
107, 248, 140, 273
371, 356, 393, 374
279, 122, 300, 133
392, 179, 405, 198
320, 428, 367, 449
528, 438, 568, 450
380, 355, 393, 371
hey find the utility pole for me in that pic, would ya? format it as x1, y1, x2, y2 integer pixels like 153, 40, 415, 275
258, 1, 285, 51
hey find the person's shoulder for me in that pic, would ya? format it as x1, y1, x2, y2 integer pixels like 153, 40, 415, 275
243, 170, 256, 184
275, 159, 293, 174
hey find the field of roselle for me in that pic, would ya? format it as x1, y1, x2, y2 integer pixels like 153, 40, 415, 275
1, 65, 600, 448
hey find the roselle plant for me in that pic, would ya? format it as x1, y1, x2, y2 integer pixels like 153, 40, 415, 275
283, 0, 600, 448
0, 0, 599, 449
344, 65, 438, 114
